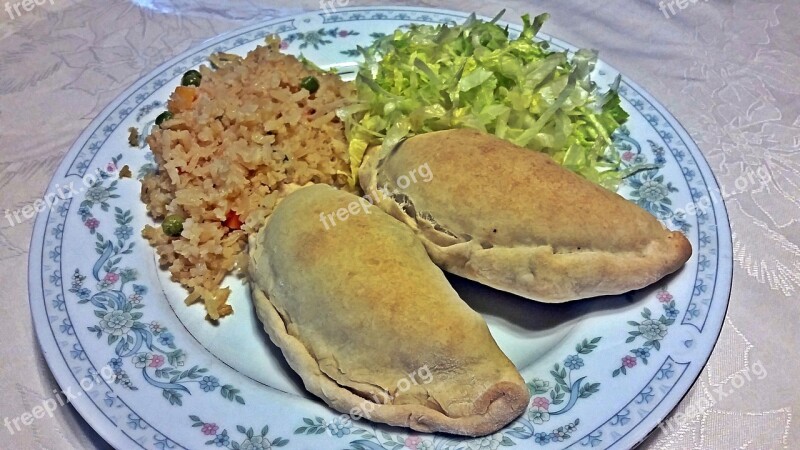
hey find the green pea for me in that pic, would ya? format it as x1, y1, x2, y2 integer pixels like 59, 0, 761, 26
161, 214, 185, 237
155, 111, 173, 126
300, 76, 320, 94
181, 69, 202, 87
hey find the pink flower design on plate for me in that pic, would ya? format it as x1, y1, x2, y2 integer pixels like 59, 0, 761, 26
85, 218, 100, 230
404, 435, 422, 450
280, 40, 289, 50
104, 272, 119, 283
622, 355, 637, 368
149, 321, 163, 334
106, 162, 117, 173
657, 290, 673, 303
201, 423, 218, 436
338, 30, 349, 37
622, 151, 635, 162
149, 354, 165, 368
531, 396, 550, 410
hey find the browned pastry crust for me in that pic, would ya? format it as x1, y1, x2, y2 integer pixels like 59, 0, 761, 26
359, 129, 692, 302
248, 184, 529, 436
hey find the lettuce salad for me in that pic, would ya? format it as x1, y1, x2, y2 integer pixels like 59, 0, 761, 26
340, 12, 640, 190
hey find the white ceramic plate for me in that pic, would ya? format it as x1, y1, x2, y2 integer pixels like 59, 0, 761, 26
29, 7, 732, 450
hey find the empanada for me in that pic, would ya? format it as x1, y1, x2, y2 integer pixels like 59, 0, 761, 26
248, 184, 529, 436
359, 128, 692, 302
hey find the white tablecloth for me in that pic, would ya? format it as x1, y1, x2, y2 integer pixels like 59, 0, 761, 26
1, 0, 797, 448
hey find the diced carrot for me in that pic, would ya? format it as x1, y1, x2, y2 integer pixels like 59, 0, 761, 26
224, 210, 242, 230
168, 86, 198, 112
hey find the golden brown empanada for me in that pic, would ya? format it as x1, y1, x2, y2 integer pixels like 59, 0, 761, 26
359, 128, 692, 302
248, 184, 529, 436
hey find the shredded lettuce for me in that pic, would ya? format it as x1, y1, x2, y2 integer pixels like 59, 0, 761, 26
340, 11, 635, 190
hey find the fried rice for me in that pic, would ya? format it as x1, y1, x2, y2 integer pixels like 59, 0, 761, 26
141, 38, 354, 320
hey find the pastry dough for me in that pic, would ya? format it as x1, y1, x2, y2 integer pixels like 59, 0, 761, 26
359, 128, 692, 302
248, 184, 529, 436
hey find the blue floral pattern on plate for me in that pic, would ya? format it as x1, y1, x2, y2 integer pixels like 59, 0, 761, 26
28, 7, 732, 450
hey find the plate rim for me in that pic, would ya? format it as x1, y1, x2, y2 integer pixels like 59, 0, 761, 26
27, 6, 733, 449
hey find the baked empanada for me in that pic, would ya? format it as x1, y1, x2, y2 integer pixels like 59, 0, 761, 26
359, 128, 692, 302
248, 184, 529, 436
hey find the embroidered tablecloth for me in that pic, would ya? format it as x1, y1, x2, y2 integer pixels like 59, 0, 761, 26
1, 0, 796, 448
